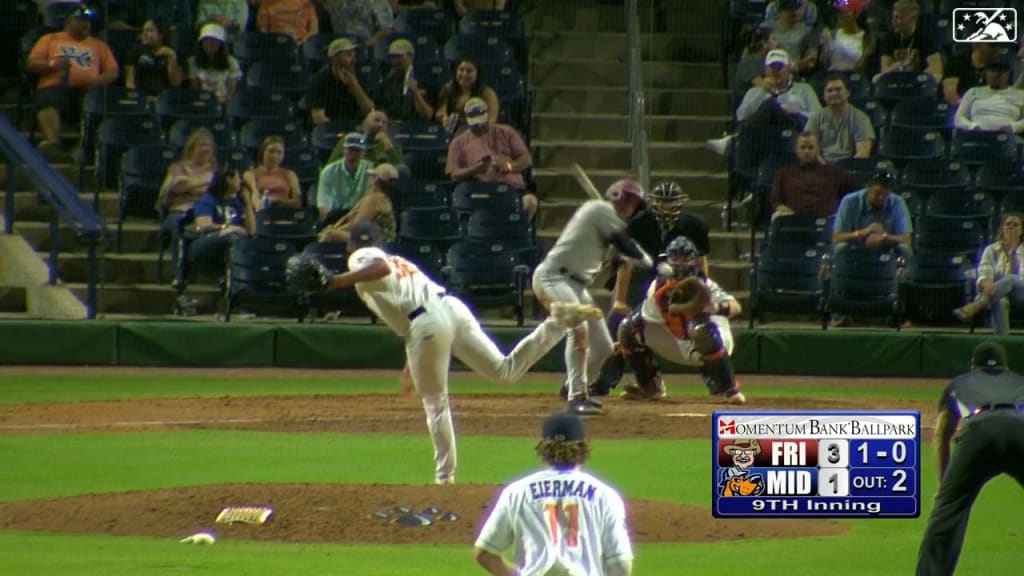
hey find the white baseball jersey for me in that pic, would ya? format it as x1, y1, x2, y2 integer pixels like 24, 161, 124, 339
347, 247, 446, 338
475, 467, 633, 576
539, 200, 625, 285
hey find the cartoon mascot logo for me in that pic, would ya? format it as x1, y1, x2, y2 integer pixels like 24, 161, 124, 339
718, 439, 765, 497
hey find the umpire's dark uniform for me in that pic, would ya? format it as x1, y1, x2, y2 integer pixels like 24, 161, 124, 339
916, 342, 1024, 576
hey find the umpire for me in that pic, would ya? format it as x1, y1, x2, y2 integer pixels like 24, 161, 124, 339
916, 342, 1024, 576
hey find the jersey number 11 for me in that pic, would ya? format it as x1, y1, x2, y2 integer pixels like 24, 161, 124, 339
544, 501, 579, 547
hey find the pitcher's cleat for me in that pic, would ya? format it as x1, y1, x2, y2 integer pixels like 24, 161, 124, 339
721, 390, 746, 405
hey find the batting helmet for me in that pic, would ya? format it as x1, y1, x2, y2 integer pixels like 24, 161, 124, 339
605, 179, 644, 202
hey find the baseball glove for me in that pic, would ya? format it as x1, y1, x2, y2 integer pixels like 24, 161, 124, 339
667, 276, 711, 318
285, 254, 333, 293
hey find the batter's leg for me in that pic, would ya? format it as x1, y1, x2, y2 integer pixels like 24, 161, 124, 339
532, 274, 587, 398
406, 311, 458, 484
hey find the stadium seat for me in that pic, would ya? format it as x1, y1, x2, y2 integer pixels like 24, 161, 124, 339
451, 182, 522, 220
405, 150, 449, 181
254, 205, 317, 247
232, 32, 299, 67
79, 87, 151, 170
374, 33, 442, 65
903, 251, 975, 325
168, 118, 237, 154
836, 158, 895, 187
117, 145, 177, 253
900, 158, 969, 192
753, 154, 798, 224
224, 236, 305, 322
246, 62, 312, 100
285, 150, 321, 204
312, 120, 359, 164
873, 72, 938, 108
822, 247, 905, 329
861, 100, 887, 132
765, 214, 834, 248
301, 240, 374, 318
398, 207, 461, 247
96, 116, 165, 189
749, 243, 827, 328
913, 215, 988, 256
391, 238, 446, 279
411, 60, 447, 100
444, 34, 514, 65
458, 10, 526, 68
465, 210, 534, 256
395, 9, 453, 44
443, 241, 529, 326
392, 121, 449, 153
925, 190, 995, 220
398, 180, 451, 212
155, 89, 223, 131
877, 127, 944, 162
240, 119, 310, 157
951, 129, 1018, 166
1001, 190, 1024, 215
889, 98, 953, 134
227, 88, 295, 129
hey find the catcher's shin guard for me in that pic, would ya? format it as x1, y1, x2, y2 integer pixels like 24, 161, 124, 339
589, 354, 625, 397
690, 314, 739, 397
622, 345, 665, 400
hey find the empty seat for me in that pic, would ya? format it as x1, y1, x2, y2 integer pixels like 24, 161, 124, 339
750, 243, 827, 327
405, 150, 449, 181
766, 214, 834, 247
836, 158, 895, 187
900, 158, 969, 191
398, 207, 461, 245
246, 61, 312, 99
155, 89, 223, 131
233, 32, 299, 67
444, 33, 514, 65
451, 181, 522, 217
823, 247, 904, 328
117, 145, 177, 250
227, 88, 295, 129
255, 205, 317, 247
392, 121, 449, 153
951, 129, 1018, 166
925, 190, 995, 220
465, 210, 533, 254
443, 241, 529, 326
903, 251, 974, 325
913, 215, 988, 256
390, 239, 445, 279
873, 72, 938, 107
394, 9, 453, 44
889, 98, 953, 133
97, 116, 165, 188
224, 236, 304, 321
398, 180, 451, 211
878, 126, 944, 162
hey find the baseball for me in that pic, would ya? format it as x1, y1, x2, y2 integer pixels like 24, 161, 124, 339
180, 532, 216, 544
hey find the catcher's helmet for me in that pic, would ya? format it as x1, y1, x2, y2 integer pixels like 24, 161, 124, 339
660, 236, 701, 279
648, 181, 686, 229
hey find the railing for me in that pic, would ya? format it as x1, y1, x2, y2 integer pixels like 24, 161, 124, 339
625, 0, 650, 193
0, 115, 106, 318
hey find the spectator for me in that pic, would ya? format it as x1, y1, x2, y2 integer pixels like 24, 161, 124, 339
877, 0, 942, 82
196, 0, 250, 33
26, 5, 118, 159
819, 0, 875, 74
734, 27, 778, 94
188, 23, 243, 103
242, 136, 302, 210
445, 97, 537, 218
257, 0, 319, 45
318, 162, 398, 243
318, 0, 394, 47
831, 168, 912, 257
763, 0, 817, 28
454, 0, 506, 17
328, 109, 403, 166
316, 132, 372, 221
770, 132, 860, 219
434, 58, 500, 133
954, 53, 1024, 135
953, 213, 1024, 334
761, 0, 819, 74
376, 38, 434, 121
176, 164, 255, 313
158, 127, 219, 240
707, 50, 821, 155
308, 37, 375, 125
942, 43, 1009, 106
803, 75, 875, 164
124, 19, 184, 99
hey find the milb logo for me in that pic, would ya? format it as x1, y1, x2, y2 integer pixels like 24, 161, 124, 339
719, 419, 736, 435
953, 8, 1017, 43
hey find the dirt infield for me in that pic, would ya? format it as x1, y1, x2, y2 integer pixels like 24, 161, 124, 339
0, 371, 938, 545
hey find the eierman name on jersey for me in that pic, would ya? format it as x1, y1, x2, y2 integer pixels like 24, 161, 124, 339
528, 478, 598, 502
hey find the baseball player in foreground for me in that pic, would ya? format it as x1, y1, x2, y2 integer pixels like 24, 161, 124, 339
533, 179, 654, 416
916, 342, 1024, 576
604, 236, 746, 404
474, 413, 634, 576
286, 220, 602, 485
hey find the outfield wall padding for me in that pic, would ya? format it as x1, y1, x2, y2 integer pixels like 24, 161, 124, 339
0, 321, 1013, 378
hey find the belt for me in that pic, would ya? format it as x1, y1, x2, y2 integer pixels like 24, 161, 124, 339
558, 267, 588, 286
974, 403, 1023, 414
407, 293, 447, 321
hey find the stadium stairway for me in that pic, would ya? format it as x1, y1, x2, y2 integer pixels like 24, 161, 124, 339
523, 0, 751, 310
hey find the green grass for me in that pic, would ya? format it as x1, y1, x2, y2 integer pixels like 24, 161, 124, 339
0, 374, 1019, 575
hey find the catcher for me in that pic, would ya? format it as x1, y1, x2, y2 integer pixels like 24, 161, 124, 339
609, 236, 746, 403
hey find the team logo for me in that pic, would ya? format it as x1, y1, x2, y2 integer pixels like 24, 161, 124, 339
717, 439, 765, 496
718, 419, 736, 435
56, 45, 95, 69
953, 8, 1017, 43
720, 472, 765, 497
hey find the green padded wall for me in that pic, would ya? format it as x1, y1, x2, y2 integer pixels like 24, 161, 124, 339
0, 320, 117, 365
117, 322, 276, 366
758, 329, 921, 376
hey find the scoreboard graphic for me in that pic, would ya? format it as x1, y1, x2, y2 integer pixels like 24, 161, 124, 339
712, 410, 921, 518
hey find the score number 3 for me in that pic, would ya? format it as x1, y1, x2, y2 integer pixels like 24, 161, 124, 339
544, 501, 579, 547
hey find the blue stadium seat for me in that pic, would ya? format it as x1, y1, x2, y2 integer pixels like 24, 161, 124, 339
80, 87, 151, 169
900, 158, 969, 192
823, 247, 904, 329
765, 214, 834, 248
285, 150, 321, 204
405, 150, 449, 181
1002, 190, 1024, 215
877, 127, 944, 162
753, 154, 798, 224
465, 210, 533, 255
457, 10, 526, 67
903, 251, 975, 325
97, 116, 165, 188
411, 60, 447, 100
392, 121, 449, 153
117, 145, 177, 252
301, 240, 374, 318
925, 190, 995, 220
835, 158, 894, 188
951, 129, 1018, 166
395, 9, 453, 44
873, 72, 938, 108
732, 126, 798, 183
451, 181, 522, 219
224, 236, 305, 322
227, 88, 295, 129
749, 243, 827, 328
374, 34, 442, 65
913, 215, 988, 256
254, 205, 317, 247
155, 89, 223, 131
391, 238, 446, 279
398, 207, 461, 246
444, 34, 514, 65
102, 27, 139, 66
232, 32, 299, 67
443, 241, 529, 326
889, 98, 953, 135
246, 61, 312, 100
355, 59, 380, 89
861, 100, 886, 132
974, 159, 1024, 199
398, 180, 451, 211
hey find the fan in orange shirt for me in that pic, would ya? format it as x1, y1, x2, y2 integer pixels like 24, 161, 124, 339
26, 5, 118, 157
257, 0, 319, 45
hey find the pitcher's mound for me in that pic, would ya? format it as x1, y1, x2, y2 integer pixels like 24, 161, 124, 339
0, 483, 847, 544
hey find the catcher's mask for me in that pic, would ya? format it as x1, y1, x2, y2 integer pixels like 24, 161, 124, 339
649, 181, 687, 233
660, 236, 701, 279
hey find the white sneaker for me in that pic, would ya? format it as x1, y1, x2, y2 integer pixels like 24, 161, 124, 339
550, 302, 603, 328
705, 134, 734, 156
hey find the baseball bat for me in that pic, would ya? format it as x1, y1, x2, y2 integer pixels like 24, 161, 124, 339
571, 163, 603, 201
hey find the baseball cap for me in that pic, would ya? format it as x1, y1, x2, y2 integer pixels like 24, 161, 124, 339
70, 5, 97, 19
464, 97, 489, 127
371, 163, 399, 181
199, 23, 227, 43
972, 342, 1008, 370
542, 413, 585, 442
988, 49, 1015, 70
605, 178, 645, 201
342, 132, 366, 150
349, 220, 384, 244
327, 37, 358, 57
388, 38, 415, 56
765, 49, 791, 68
779, 0, 802, 10
869, 168, 895, 187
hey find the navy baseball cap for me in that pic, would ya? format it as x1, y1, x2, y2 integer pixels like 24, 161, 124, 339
349, 220, 383, 245
71, 5, 97, 19
542, 413, 585, 442
869, 168, 895, 187
972, 342, 1007, 369
988, 49, 1015, 70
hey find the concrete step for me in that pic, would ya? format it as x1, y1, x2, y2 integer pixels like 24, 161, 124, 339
523, 1, 725, 36
3, 162, 96, 191
534, 166, 728, 203
530, 86, 734, 117
0, 287, 27, 313
528, 31, 721, 63
532, 139, 725, 173
532, 113, 731, 142
10, 190, 121, 222
66, 282, 222, 315
16, 220, 162, 252
530, 59, 723, 90
55, 251, 173, 285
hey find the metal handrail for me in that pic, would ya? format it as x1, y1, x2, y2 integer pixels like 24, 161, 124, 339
0, 115, 106, 318
625, 0, 650, 193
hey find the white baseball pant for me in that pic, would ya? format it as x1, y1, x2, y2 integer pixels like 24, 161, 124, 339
532, 265, 614, 399
406, 294, 569, 483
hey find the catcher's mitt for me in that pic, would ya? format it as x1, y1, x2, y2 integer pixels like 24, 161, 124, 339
285, 254, 333, 292
667, 276, 711, 318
